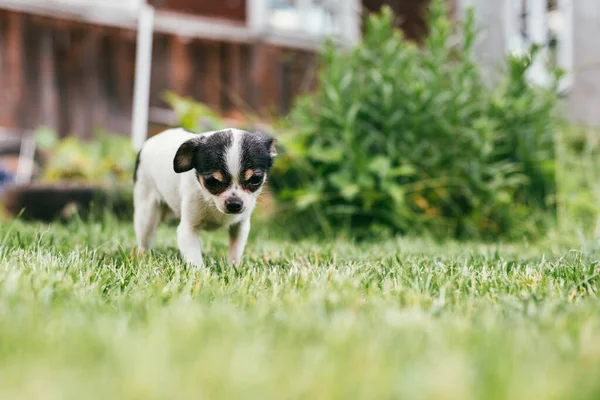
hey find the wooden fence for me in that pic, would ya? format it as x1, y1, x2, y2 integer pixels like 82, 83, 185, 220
0, 9, 316, 138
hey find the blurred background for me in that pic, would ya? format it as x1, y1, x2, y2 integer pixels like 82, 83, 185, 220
0, 0, 599, 242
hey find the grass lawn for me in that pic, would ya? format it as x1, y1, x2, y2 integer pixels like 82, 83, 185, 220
0, 216, 599, 399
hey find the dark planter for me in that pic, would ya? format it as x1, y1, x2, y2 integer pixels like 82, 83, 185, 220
2, 182, 133, 221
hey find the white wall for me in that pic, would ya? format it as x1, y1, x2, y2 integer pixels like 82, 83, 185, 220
459, 0, 600, 127
458, 0, 508, 84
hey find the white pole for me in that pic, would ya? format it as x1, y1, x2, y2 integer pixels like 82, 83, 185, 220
527, 0, 550, 87
131, 3, 155, 151
557, 0, 574, 92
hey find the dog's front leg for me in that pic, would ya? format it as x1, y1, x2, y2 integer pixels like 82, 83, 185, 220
228, 219, 250, 265
177, 220, 204, 268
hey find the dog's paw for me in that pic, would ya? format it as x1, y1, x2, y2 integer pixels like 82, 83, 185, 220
130, 247, 145, 261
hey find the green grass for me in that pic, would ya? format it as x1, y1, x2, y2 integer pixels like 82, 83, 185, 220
0, 216, 599, 400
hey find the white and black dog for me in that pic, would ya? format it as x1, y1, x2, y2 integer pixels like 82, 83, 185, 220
133, 128, 276, 267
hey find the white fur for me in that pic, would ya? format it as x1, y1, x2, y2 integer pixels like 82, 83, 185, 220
212, 129, 256, 215
226, 129, 243, 184
133, 128, 262, 267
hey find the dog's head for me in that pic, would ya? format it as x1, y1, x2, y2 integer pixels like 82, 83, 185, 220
173, 129, 277, 215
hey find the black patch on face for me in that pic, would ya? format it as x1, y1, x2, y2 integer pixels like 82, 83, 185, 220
195, 170, 230, 195
192, 130, 233, 195
191, 130, 232, 173
174, 130, 234, 174
133, 150, 141, 183
240, 170, 265, 193
240, 131, 276, 192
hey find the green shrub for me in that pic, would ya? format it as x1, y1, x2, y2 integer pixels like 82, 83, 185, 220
269, 0, 561, 239
163, 92, 227, 132
555, 125, 600, 238
35, 128, 136, 185
162, 91, 265, 134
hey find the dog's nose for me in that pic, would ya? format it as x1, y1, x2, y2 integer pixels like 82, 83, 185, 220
224, 197, 243, 214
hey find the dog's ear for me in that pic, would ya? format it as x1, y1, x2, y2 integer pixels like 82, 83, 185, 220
267, 136, 277, 159
256, 132, 277, 160
174, 136, 204, 173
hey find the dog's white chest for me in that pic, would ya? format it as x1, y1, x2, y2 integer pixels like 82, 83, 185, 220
193, 207, 237, 231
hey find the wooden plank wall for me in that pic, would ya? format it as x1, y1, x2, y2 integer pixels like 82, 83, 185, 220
0, 9, 316, 138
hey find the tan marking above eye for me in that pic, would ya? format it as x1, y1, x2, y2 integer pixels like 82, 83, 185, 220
212, 171, 223, 181
244, 169, 255, 180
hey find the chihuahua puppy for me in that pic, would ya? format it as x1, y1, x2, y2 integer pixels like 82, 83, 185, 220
133, 128, 276, 267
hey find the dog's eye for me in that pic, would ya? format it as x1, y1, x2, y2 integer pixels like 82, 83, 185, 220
247, 174, 263, 186
204, 176, 221, 188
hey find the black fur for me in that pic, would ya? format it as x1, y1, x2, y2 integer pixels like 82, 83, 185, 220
192, 130, 233, 175
240, 131, 276, 186
133, 150, 141, 183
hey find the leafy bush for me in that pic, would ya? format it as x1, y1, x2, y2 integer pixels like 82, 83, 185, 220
269, 0, 561, 239
35, 128, 136, 185
555, 125, 600, 238
163, 91, 267, 134
163, 92, 228, 132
